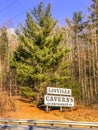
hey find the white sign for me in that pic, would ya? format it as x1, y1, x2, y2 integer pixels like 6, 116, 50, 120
44, 95, 74, 107
47, 87, 71, 95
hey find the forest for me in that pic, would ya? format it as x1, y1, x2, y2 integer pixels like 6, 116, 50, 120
0, 0, 98, 113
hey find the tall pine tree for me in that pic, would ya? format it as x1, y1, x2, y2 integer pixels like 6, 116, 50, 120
12, 2, 70, 101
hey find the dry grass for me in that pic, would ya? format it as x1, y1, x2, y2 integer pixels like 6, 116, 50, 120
63, 108, 98, 122
0, 90, 17, 116
0, 97, 98, 122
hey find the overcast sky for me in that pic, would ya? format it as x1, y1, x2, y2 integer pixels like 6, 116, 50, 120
0, 0, 92, 28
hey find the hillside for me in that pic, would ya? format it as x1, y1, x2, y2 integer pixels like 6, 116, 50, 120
1, 98, 98, 122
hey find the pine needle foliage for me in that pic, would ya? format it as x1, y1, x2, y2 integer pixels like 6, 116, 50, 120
11, 2, 70, 101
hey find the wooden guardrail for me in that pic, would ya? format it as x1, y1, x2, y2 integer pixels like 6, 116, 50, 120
0, 119, 98, 128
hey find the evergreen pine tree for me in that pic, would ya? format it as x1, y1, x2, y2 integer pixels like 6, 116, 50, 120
12, 2, 70, 101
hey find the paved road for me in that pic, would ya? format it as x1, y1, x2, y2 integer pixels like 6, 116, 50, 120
0, 125, 98, 130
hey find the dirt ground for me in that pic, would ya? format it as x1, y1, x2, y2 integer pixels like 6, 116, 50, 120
1, 97, 98, 122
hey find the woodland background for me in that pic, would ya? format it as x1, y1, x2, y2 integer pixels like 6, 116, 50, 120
0, 0, 98, 114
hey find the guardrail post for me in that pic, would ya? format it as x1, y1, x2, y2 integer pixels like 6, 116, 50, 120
50, 123, 54, 127
19, 122, 22, 125
69, 124, 72, 128
90, 126, 92, 129
5, 122, 8, 124
34, 123, 37, 126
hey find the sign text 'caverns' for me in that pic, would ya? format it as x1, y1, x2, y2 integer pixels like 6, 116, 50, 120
44, 95, 74, 107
